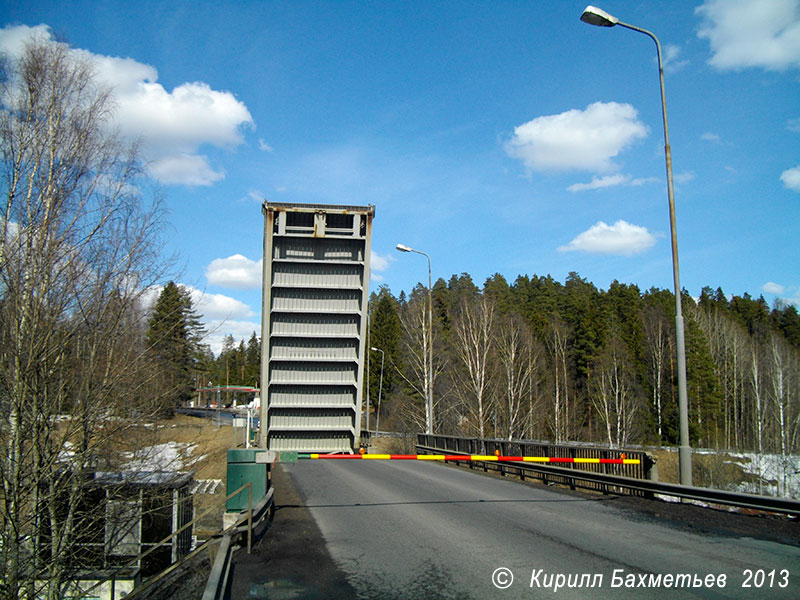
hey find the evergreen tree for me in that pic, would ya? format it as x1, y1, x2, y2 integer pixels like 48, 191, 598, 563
245, 332, 261, 386
369, 286, 402, 423
484, 273, 515, 316
729, 293, 771, 338
146, 282, 204, 410
685, 316, 723, 447
431, 278, 451, 332
772, 302, 800, 349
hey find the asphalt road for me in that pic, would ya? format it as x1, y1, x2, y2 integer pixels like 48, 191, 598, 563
283, 459, 800, 600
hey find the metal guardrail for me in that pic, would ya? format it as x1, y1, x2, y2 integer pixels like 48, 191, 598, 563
117, 482, 273, 600
201, 485, 275, 600
417, 434, 657, 496
417, 434, 800, 516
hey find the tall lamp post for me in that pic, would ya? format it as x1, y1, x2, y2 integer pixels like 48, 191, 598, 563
580, 5, 692, 486
370, 347, 385, 433
396, 243, 434, 435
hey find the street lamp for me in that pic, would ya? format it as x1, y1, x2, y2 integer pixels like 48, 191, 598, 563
396, 243, 434, 435
581, 5, 692, 486
371, 347, 385, 433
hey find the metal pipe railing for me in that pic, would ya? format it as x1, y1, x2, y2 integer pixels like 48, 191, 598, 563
80, 481, 271, 600
417, 434, 800, 516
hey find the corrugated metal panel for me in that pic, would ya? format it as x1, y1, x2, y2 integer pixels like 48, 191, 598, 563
267, 431, 353, 453
261, 202, 373, 453
269, 385, 355, 408
272, 262, 363, 289
268, 408, 354, 430
270, 338, 358, 361
270, 313, 360, 337
274, 238, 364, 262
270, 362, 356, 385
271, 288, 362, 313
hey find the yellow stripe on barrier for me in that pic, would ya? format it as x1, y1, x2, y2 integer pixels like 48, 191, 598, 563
298, 453, 640, 465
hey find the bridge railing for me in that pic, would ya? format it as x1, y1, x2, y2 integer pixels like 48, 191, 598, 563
416, 434, 657, 497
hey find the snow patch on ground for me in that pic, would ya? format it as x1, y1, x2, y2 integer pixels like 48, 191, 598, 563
723, 452, 799, 499
660, 446, 800, 499
122, 441, 198, 471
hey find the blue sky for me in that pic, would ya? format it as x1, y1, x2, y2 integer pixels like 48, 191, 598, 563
2, 0, 799, 353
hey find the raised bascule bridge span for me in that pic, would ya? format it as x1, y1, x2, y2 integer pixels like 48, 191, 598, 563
194, 202, 800, 600
126, 201, 800, 599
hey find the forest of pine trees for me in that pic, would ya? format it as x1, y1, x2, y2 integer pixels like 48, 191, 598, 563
365, 272, 800, 463
202, 270, 799, 465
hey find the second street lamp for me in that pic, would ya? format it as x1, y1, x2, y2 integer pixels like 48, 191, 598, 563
370, 347, 385, 433
396, 243, 434, 434
581, 5, 692, 486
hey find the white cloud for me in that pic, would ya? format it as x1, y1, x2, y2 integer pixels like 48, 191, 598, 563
506, 102, 647, 173
143, 284, 257, 355
1, 218, 20, 242
663, 45, 689, 72
205, 254, 262, 289
631, 177, 660, 187
558, 220, 657, 256
245, 189, 265, 204
370, 250, 394, 282
0, 24, 254, 187
183, 286, 254, 321
675, 171, 697, 185
566, 174, 659, 193
0, 23, 50, 56
701, 132, 721, 143
148, 154, 224, 187
780, 165, 800, 191
697, 0, 800, 71
144, 283, 254, 321
567, 175, 630, 192
762, 281, 786, 294
204, 320, 261, 356
115, 81, 252, 153
788, 118, 800, 132
258, 139, 274, 152
371, 251, 392, 273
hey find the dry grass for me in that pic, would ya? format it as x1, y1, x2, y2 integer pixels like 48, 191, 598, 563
651, 449, 762, 491
370, 434, 417, 454
143, 414, 242, 536
150, 414, 234, 481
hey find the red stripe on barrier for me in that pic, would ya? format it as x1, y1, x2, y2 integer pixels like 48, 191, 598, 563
299, 453, 636, 464
313, 454, 364, 459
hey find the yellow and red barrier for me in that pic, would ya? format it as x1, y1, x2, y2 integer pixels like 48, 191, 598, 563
298, 452, 639, 465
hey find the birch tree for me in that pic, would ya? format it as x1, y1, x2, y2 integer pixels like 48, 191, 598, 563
496, 312, 536, 440
396, 287, 447, 432
0, 38, 165, 599
452, 295, 495, 440
591, 331, 640, 448
545, 316, 572, 443
766, 332, 799, 497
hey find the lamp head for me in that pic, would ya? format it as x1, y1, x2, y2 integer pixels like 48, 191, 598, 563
580, 5, 619, 27
396, 243, 413, 252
